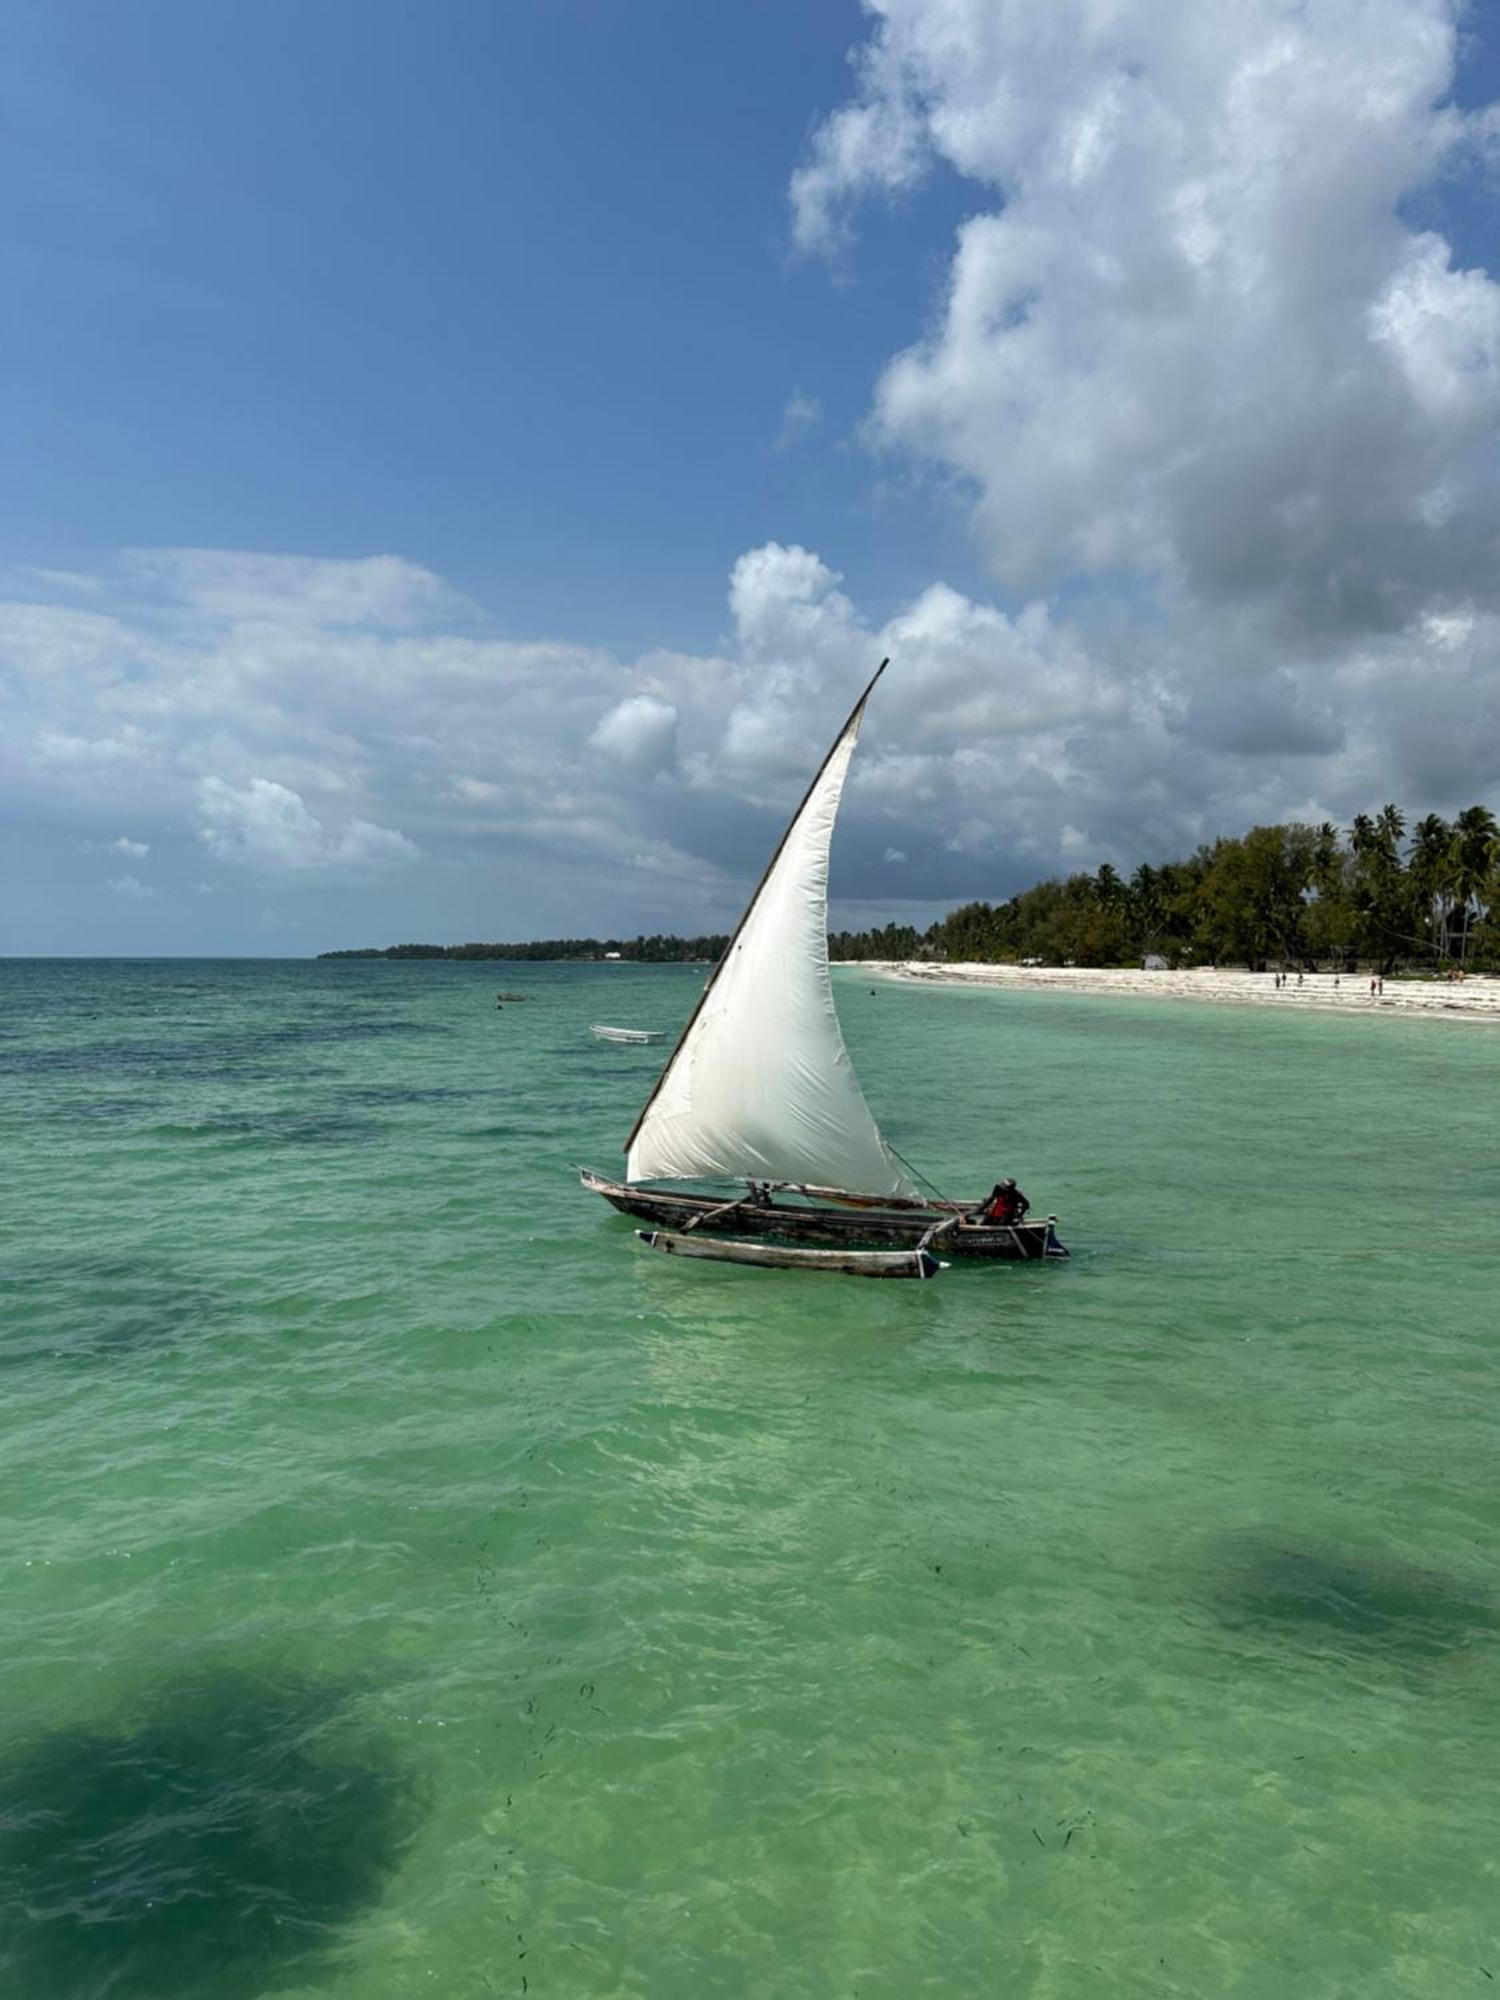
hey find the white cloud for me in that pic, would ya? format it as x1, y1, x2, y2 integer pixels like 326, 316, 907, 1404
2, 525, 1499, 941
123, 549, 467, 630
729, 542, 858, 662
589, 694, 679, 771
110, 835, 149, 858
791, 31, 929, 254
793, 0, 1500, 644
107, 874, 154, 898
0, 601, 133, 676
197, 777, 418, 873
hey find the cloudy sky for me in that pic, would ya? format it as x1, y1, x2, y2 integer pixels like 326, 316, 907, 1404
6, 0, 1500, 954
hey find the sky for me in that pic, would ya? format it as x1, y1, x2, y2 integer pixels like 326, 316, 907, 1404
5, 0, 1500, 954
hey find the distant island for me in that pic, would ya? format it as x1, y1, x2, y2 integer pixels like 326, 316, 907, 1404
321, 804, 1500, 975
321, 935, 731, 963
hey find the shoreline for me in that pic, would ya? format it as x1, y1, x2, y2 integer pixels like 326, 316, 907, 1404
857, 960, 1500, 1023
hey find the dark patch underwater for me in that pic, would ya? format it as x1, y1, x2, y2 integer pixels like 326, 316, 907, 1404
144, 1109, 389, 1148
0, 1672, 419, 2000
1214, 1535, 1500, 1663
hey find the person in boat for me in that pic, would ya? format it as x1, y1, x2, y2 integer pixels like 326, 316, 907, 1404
976, 1177, 1030, 1226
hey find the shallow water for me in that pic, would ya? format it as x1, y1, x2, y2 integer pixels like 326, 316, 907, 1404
2, 957, 1497, 1999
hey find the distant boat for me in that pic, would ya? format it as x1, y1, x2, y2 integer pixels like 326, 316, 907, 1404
590, 1024, 668, 1045
581, 659, 1068, 1275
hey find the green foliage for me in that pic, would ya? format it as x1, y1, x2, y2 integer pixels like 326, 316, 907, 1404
321, 803, 1500, 973
828, 923, 923, 961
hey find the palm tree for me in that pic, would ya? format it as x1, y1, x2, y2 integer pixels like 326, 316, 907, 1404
1408, 814, 1455, 964
1304, 821, 1351, 967
1453, 806, 1500, 968
1349, 810, 1407, 972
1129, 863, 1166, 948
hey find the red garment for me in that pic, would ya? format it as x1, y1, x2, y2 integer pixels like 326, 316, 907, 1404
980, 1184, 1032, 1216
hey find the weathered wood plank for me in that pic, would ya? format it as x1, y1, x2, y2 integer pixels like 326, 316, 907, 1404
579, 1168, 1068, 1261
636, 1229, 942, 1279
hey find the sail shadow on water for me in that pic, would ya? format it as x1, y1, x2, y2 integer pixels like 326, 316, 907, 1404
1212, 1534, 1500, 1666
0, 1673, 420, 2000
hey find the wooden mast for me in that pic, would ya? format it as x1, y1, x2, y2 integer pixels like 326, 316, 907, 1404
622, 657, 890, 1165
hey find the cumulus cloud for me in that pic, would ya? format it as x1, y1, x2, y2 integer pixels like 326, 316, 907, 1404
107, 874, 154, 898
589, 694, 679, 771
197, 777, 418, 872
774, 0, 1500, 888
2, 523, 1498, 944
796, 2, 1500, 630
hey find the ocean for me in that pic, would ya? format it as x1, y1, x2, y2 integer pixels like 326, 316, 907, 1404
2, 956, 1497, 1999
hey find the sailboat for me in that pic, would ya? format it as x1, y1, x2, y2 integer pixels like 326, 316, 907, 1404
580, 659, 1068, 1275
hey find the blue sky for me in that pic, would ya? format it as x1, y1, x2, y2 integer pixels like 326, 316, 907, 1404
5, 0, 981, 650
6, 0, 1500, 953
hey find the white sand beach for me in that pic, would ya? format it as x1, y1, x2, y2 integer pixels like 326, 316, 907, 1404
863, 960, 1500, 1022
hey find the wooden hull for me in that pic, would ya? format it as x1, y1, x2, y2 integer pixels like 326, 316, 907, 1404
636, 1229, 943, 1279
581, 1170, 1068, 1261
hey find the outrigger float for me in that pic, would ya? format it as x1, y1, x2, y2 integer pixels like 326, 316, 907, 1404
581, 659, 1068, 1279
634, 1228, 945, 1280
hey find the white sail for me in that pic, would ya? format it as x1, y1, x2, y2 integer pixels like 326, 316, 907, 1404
625, 673, 916, 1198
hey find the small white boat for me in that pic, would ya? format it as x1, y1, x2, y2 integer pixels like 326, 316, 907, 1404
635, 1228, 945, 1280
591, 1025, 668, 1045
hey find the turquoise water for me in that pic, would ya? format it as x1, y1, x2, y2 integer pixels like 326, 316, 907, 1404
2, 958, 1497, 1999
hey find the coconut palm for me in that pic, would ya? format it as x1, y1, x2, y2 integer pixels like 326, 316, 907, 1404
1349, 807, 1408, 972
1408, 814, 1455, 964
1453, 805, 1500, 968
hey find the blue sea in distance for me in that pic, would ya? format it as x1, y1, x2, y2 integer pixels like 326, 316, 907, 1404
1, 956, 1497, 1999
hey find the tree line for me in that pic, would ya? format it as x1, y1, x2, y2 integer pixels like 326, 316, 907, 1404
847, 805, 1498, 974
322, 804, 1499, 975
320, 934, 730, 962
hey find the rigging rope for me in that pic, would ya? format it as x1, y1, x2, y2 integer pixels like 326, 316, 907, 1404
889, 1142, 954, 1208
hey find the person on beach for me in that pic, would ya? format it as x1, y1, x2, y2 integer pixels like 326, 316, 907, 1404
977, 1178, 1030, 1225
